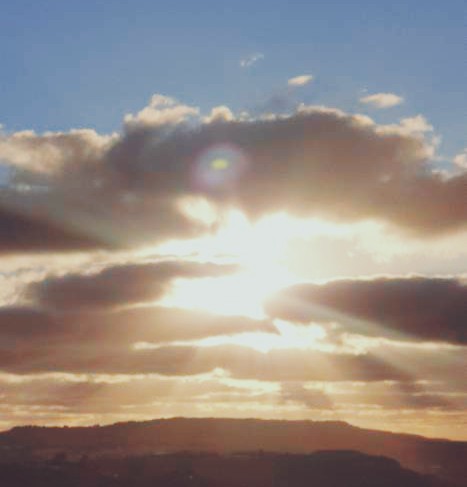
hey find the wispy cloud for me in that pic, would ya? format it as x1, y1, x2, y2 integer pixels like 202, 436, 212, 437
288, 74, 313, 87
360, 92, 404, 108
240, 52, 264, 68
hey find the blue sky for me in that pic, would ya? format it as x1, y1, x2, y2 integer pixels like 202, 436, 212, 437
1, 0, 465, 158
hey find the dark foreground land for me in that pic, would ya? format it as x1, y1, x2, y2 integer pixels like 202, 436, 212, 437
0, 418, 466, 486
0, 450, 456, 487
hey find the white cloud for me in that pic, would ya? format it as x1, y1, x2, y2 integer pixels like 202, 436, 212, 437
399, 115, 433, 134
288, 75, 313, 87
203, 106, 234, 124
124, 94, 199, 130
360, 92, 404, 109
0, 128, 113, 174
240, 52, 264, 68
453, 148, 467, 169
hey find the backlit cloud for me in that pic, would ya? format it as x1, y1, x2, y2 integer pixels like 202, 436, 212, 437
27, 260, 238, 310
267, 276, 467, 345
0, 98, 466, 257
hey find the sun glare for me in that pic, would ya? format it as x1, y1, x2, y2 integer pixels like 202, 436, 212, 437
157, 201, 348, 318
135, 319, 327, 353
162, 269, 290, 318
158, 208, 304, 317
192, 320, 327, 353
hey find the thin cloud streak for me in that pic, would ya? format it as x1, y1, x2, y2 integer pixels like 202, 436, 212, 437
239, 52, 264, 68
360, 92, 404, 108
288, 74, 313, 87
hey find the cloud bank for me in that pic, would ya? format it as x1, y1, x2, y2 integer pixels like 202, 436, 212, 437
0, 97, 466, 256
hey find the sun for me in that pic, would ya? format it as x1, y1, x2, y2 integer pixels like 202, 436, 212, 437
164, 268, 291, 318
158, 209, 299, 318
155, 200, 345, 318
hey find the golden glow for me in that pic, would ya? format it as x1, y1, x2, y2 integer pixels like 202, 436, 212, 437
156, 205, 355, 318
160, 210, 305, 317
134, 320, 328, 353
162, 270, 290, 318
185, 320, 327, 353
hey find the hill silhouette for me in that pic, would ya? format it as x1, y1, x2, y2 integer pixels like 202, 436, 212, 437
0, 450, 455, 487
1, 418, 465, 485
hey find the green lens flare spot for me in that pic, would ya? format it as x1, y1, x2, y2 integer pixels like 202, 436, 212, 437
211, 158, 229, 170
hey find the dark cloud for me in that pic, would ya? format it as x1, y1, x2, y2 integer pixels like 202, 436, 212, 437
280, 383, 333, 409
100, 106, 467, 236
0, 376, 246, 412
0, 204, 107, 252
3, 329, 460, 383
0, 180, 209, 254
279, 380, 466, 412
0, 287, 465, 384
328, 381, 464, 412
1, 375, 464, 419
0, 304, 370, 378
0, 305, 274, 353
266, 277, 467, 345
1, 104, 467, 253
27, 260, 238, 309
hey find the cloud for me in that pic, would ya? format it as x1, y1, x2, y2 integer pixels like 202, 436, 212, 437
288, 75, 313, 87
1, 278, 465, 406
91, 103, 467, 237
0, 375, 464, 433
0, 304, 274, 353
266, 276, 467, 345
360, 93, 404, 108
124, 94, 199, 130
0, 97, 466, 255
239, 52, 264, 68
0, 336, 404, 379
322, 380, 465, 412
0, 128, 112, 175
454, 148, 467, 169
0, 374, 248, 412
4, 339, 465, 385
281, 382, 333, 409
398, 115, 433, 134
27, 260, 238, 310
203, 106, 235, 124
0, 204, 109, 253
279, 380, 465, 412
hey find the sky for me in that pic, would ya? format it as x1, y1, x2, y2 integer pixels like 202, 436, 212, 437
0, 1, 466, 440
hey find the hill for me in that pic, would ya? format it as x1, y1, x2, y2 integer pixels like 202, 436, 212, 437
1, 418, 465, 485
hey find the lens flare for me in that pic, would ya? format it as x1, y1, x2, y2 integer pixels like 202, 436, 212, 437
211, 158, 229, 170
192, 143, 248, 192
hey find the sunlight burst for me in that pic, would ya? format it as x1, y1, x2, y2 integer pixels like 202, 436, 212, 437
159, 209, 302, 317
156, 204, 353, 318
